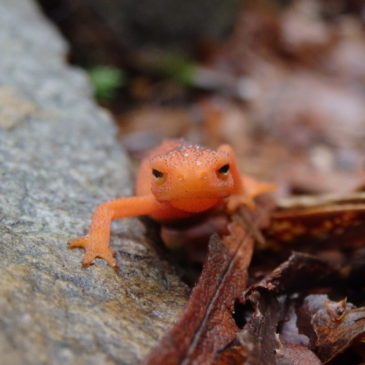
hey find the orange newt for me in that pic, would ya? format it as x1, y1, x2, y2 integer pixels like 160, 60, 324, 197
69, 140, 275, 267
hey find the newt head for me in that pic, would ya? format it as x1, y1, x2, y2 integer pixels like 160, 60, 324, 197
149, 143, 235, 212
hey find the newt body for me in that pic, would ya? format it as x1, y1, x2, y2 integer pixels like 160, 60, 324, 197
70, 140, 275, 267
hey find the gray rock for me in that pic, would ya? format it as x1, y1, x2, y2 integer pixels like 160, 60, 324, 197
0, 1, 188, 364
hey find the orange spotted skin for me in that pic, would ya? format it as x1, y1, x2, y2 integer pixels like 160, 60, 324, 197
69, 140, 275, 267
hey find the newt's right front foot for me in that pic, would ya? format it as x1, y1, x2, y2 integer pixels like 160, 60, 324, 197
69, 236, 117, 267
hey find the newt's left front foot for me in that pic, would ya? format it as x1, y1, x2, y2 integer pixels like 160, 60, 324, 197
69, 235, 117, 267
226, 194, 256, 213
242, 175, 277, 199
226, 176, 277, 213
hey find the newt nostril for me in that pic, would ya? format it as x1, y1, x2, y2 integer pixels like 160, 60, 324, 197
200, 172, 208, 180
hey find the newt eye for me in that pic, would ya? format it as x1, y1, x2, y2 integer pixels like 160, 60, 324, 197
152, 168, 165, 179
217, 164, 230, 176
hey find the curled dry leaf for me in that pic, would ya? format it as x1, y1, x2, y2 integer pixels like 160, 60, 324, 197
248, 252, 336, 294
231, 253, 333, 365
266, 192, 365, 249
297, 294, 365, 363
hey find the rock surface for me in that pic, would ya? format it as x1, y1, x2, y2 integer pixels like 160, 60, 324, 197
0, 1, 188, 364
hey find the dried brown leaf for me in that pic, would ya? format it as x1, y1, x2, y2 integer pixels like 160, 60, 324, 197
216, 252, 336, 365
247, 251, 336, 295
275, 342, 322, 365
237, 291, 282, 365
266, 192, 365, 249
213, 345, 248, 365
297, 294, 365, 363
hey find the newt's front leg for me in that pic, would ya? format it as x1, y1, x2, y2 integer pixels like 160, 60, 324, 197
69, 195, 160, 267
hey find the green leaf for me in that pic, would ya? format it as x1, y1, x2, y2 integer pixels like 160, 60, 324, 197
88, 65, 126, 102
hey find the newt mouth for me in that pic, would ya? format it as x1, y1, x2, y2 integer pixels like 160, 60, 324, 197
168, 198, 221, 213
153, 184, 233, 201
